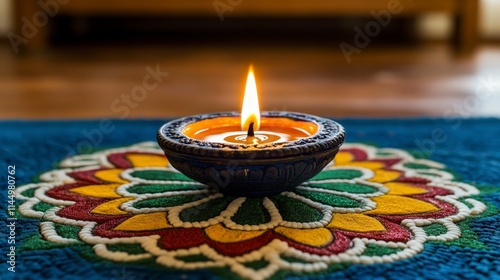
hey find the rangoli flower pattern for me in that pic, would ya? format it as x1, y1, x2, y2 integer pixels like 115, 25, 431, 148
17, 142, 486, 280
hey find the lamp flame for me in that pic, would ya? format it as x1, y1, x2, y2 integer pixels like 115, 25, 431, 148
241, 65, 261, 132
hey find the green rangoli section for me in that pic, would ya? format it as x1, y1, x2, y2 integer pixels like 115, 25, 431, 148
54, 224, 81, 240
33, 201, 54, 212
107, 243, 146, 255
363, 244, 402, 256
403, 163, 434, 170
177, 254, 212, 262
306, 182, 378, 194
127, 183, 204, 194
231, 198, 272, 225
422, 224, 448, 236
243, 260, 270, 270
269, 195, 324, 223
129, 170, 193, 181
133, 195, 207, 208
295, 189, 363, 208
179, 196, 235, 223
311, 169, 364, 180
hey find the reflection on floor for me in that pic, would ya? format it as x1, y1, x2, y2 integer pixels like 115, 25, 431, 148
0, 42, 499, 119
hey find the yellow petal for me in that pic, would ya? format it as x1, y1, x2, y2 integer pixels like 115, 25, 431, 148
274, 227, 333, 247
91, 197, 135, 215
365, 195, 439, 215
205, 224, 265, 243
328, 213, 385, 232
114, 212, 171, 231
334, 152, 354, 164
127, 154, 168, 168
70, 184, 122, 198
384, 182, 428, 196
369, 170, 401, 183
94, 169, 127, 184
337, 161, 385, 170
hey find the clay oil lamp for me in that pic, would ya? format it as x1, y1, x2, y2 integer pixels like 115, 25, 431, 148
157, 66, 345, 196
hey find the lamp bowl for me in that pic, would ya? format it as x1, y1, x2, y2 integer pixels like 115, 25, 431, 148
157, 111, 345, 197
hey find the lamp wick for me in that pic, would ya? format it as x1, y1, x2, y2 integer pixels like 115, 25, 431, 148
247, 122, 255, 137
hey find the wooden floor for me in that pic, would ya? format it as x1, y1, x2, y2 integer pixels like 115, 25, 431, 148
1, 42, 499, 119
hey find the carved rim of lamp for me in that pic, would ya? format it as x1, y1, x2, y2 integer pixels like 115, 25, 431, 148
157, 111, 345, 197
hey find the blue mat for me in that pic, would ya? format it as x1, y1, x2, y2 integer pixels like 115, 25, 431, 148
1, 118, 499, 280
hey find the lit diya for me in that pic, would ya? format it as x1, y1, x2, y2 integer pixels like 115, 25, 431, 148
157, 66, 345, 196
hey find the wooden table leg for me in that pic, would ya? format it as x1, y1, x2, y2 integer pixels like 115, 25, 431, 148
453, 0, 479, 54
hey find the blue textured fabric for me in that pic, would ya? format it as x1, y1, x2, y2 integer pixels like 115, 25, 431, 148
1, 118, 499, 280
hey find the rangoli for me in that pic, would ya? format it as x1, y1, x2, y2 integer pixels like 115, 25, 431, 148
16, 142, 492, 279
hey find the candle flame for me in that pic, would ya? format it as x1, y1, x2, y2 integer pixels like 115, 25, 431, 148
241, 65, 261, 131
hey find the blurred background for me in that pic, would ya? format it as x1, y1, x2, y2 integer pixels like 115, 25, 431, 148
0, 0, 499, 119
